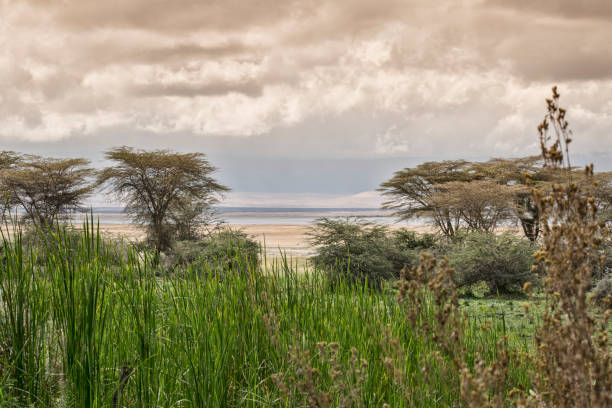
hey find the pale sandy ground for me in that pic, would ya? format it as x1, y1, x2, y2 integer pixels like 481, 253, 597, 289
97, 223, 466, 256
95, 223, 396, 271
97, 223, 522, 254
16, 222, 520, 272
98, 224, 319, 257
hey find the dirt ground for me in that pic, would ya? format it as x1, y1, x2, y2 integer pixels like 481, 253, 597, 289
96, 223, 522, 263
96, 223, 444, 256
98, 224, 315, 257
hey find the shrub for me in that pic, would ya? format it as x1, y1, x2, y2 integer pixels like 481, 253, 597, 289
591, 276, 612, 309
390, 229, 437, 251
309, 218, 431, 287
446, 231, 536, 294
164, 228, 259, 275
387, 229, 437, 273
594, 239, 612, 282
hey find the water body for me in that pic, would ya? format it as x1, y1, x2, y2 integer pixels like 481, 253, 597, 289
73, 207, 419, 226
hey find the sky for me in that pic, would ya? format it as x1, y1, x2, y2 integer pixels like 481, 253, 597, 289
1, 0, 611, 207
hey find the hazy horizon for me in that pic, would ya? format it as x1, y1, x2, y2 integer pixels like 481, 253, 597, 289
2, 0, 611, 206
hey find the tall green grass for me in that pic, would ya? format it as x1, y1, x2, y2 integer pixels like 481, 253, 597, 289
0, 223, 52, 406
0, 219, 531, 407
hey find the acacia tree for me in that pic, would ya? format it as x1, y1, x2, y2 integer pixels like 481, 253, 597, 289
0, 153, 95, 227
586, 171, 612, 226
473, 156, 556, 241
429, 180, 516, 233
0, 151, 22, 215
379, 160, 479, 237
380, 156, 559, 240
0, 151, 21, 169
98, 147, 229, 252
168, 192, 218, 241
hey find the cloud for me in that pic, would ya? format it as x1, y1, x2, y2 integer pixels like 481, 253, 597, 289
129, 80, 264, 98
485, 0, 612, 21
1, 0, 611, 161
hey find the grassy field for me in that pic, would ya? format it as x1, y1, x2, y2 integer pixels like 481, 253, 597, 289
0, 221, 572, 407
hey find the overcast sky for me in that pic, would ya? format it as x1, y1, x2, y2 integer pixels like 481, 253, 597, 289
2, 0, 611, 206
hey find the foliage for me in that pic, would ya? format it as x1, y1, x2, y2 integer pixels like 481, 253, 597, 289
430, 180, 516, 233
379, 155, 574, 241
98, 146, 229, 252
0, 227, 54, 406
389, 255, 520, 407
0, 220, 527, 407
0, 86, 610, 407
379, 159, 530, 238
472, 156, 555, 241
390, 228, 438, 251
518, 85, 612, 407
309, 217, 432, 287
163, 228, 260, 275
0, 153, 95, 227
446, 231, 536, 294
168, 195, 217, 241
591, 277, 612, 309
592, 171, 612, 226
590, 237, 612, 283
0, 151, 21, 169
15, 223, 128, 267
0, 151, 22, 215
373, 86, 612, 408
379, 160, 477, 237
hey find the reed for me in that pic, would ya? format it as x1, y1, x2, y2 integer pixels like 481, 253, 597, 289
0, 217, 535, 407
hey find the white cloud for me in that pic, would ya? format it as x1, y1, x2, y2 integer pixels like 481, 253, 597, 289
0, 0, 610, 159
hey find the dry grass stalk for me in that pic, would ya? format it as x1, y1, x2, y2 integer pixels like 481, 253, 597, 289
391, 258, 515, 407
514, 87, 612, 407
386, 87, 611, 407
268, 86, 610, 407
270, 339, 368, 407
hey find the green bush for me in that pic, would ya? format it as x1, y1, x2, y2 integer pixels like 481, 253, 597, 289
390, 228, 438, 251
446, 231, 536, 295
591, 276, 612, 309
595, 240, 612, 281
164, 229, 259, 274
309, 218, 435, 287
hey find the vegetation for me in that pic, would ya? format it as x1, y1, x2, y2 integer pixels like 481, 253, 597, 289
0, 153, 95, 227
98, 146, 229, 252
379, 160, 477, 237
593, 171, 612, 226
309, 218, 535, 295
446, 231, 536, 294
378, 154, 574, 242
519, 85, 612, 407
162, 228, 260, 274
429, 180, 516, 233
592, 277, 612, 309
0, 220, 531, 407
0, 86, 610, 407
472, 156, 554, 241
0, 151, 22, 214
298, 86, 611, 407
309, 217, 435, 287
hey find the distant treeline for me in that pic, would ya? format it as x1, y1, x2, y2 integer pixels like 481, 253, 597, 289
2, 146, 611, 253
